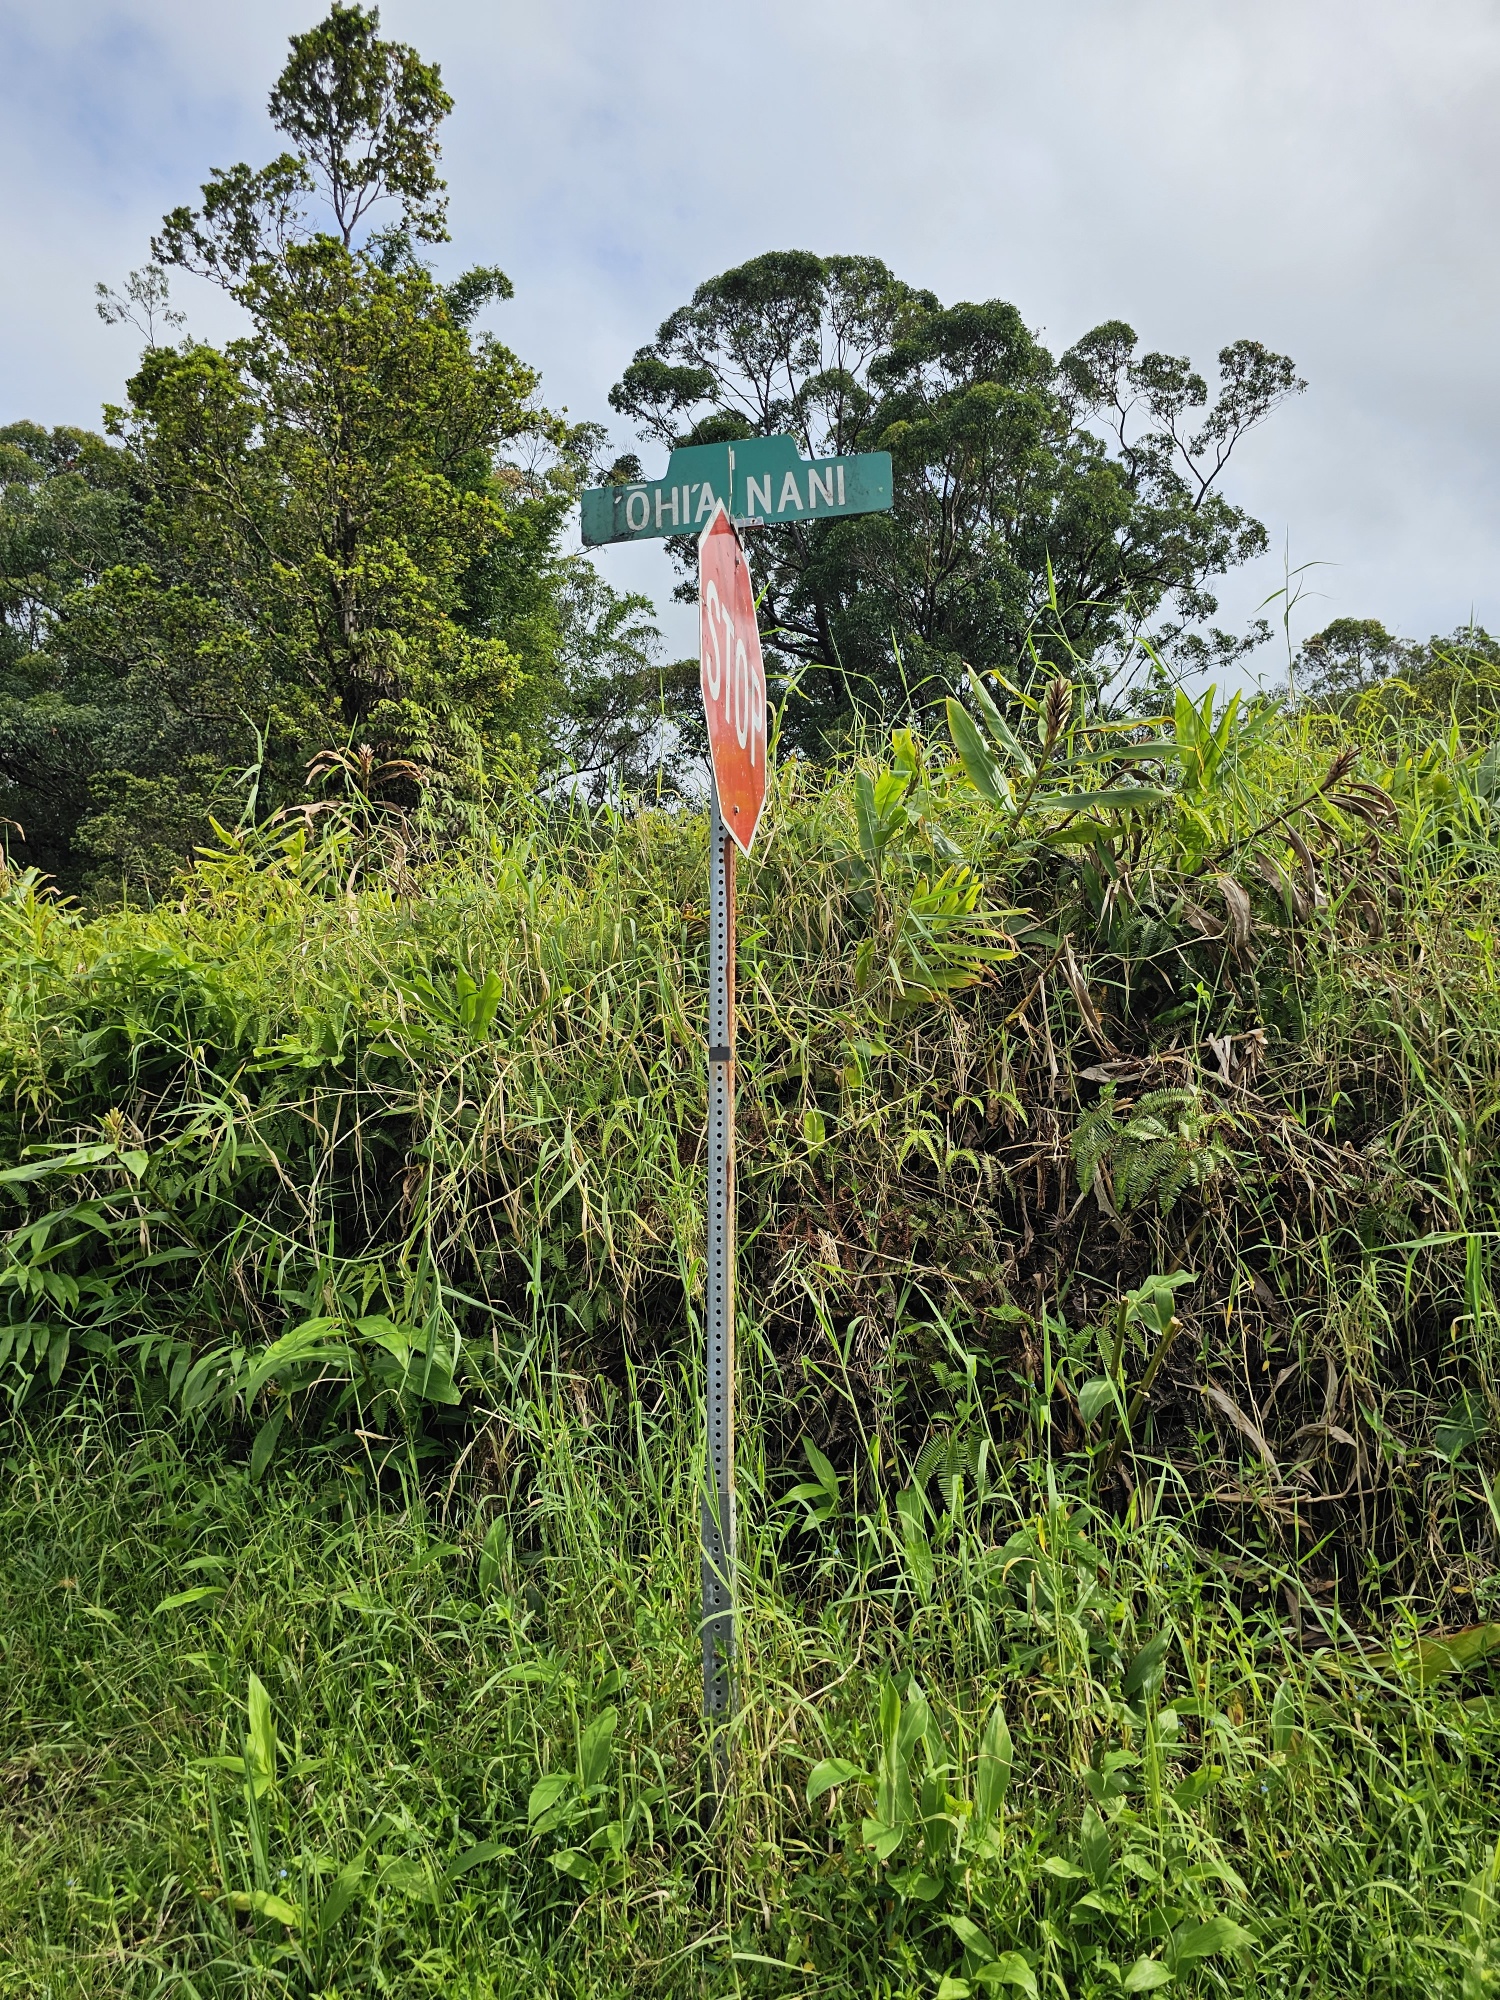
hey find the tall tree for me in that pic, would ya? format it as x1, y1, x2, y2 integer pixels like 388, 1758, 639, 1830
139, 3, 547, 809
0, 425, 136, 871
610, 251, 1304, 753
0, 5, 662, 892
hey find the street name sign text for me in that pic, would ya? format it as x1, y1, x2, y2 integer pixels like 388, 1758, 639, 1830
581, 434, 892, 546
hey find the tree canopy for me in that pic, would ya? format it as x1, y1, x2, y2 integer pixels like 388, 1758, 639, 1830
1293, 616, 1500, 723
610, 250, 1304, 753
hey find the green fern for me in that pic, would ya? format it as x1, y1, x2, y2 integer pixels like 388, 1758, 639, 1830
1072, 1084, 1232, 1214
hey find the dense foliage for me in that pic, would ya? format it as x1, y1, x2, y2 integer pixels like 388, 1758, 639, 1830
2, 670, 1500, 1991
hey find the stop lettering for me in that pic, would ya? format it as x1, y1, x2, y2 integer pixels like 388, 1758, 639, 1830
698, 505, 768, 856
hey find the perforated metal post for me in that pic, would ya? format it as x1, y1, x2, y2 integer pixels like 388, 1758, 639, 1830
702, 787, 737, 1736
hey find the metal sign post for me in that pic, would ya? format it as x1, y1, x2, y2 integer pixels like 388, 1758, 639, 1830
702, 787, 736, 1725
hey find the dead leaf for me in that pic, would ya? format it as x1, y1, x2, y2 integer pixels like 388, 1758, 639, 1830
1255, 847, 1315, 921
1328, 781, 1400, 829
1058, 937, 1117, 1055
1213, 874, 1254, 953
1351, 885, 1384, 937
1285, 826, 1327, 908
1200, 1380, 1280, 1477
1292, 1420, 1359, 1449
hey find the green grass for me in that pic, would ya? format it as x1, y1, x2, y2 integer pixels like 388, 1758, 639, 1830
3, 1379, 1499, 1997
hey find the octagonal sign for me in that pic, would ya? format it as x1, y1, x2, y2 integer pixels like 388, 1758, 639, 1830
699, 503, 767, 855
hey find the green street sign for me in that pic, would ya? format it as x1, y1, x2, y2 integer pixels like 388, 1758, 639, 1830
580, 434, 892, 546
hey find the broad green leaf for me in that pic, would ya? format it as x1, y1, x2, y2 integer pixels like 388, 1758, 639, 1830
0, 1143, 121, 1185
249, 1407, 284, 1482
1172, 1765, 1222, 1807
896, 1678, 931, 1764
1122, 1959, 1174, 1992
1436, 1389, 1488, 1462
802, 1437, 839, 1498
577, 1706, 617, 1789
1171, 1916, 1253, 1965
935, 1976, 972, 1999
246, 1672, 276, 1799
1080, 1806, 1112, 1890
46, 1328, 71, 1385
861, 1815, 905, 1861
974, 1700, 1013, 1826
1074, 1888, 1129, 1917
966, 667, 1033, 771
879, 1678, 903, 1759
356, 1314, 463, 1406
1271, 1679, 1300, 1754
152, 1586, 223, 1616
477, 1516, 506, 1596
946, 699, 1012, 805
228, 1888, 300, 1927
945, 1913, 996, 1959
974, 1954, 1038, 1997
1369, 1621, 1500, 1683
527, 1772, 571, 1823
551, 1849, 595, 1883
854, 770, 881, 861
801, 1105, 827, 1147
872, 768, 909, 821
1078, 1376, 1119, 1424
1123, 1631, 1173, 1698
889, 1865, 944, 1900
807, 1757, 865, 1805
1040, 1854, 1089, 1879
241, 1320, 355, 1402
895, 1488, 934, 1602
375, 1855, 432, 1897
317, 1855, 366, 1934
445, 1840, 511, 1880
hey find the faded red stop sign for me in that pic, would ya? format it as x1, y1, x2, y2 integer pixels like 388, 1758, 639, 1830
699, 504, 767, 855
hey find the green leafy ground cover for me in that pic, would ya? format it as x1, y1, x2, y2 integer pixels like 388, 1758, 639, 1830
3, 682, 1500, 1994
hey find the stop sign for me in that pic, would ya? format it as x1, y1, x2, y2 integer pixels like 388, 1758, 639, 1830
699, 504, 767, 855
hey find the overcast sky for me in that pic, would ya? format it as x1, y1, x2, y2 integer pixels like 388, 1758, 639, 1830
3, 0, 1497, 672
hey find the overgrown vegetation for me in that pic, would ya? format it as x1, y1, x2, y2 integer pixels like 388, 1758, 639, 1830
3, 657, 1500, 1993
2, 8, 1499, 1996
